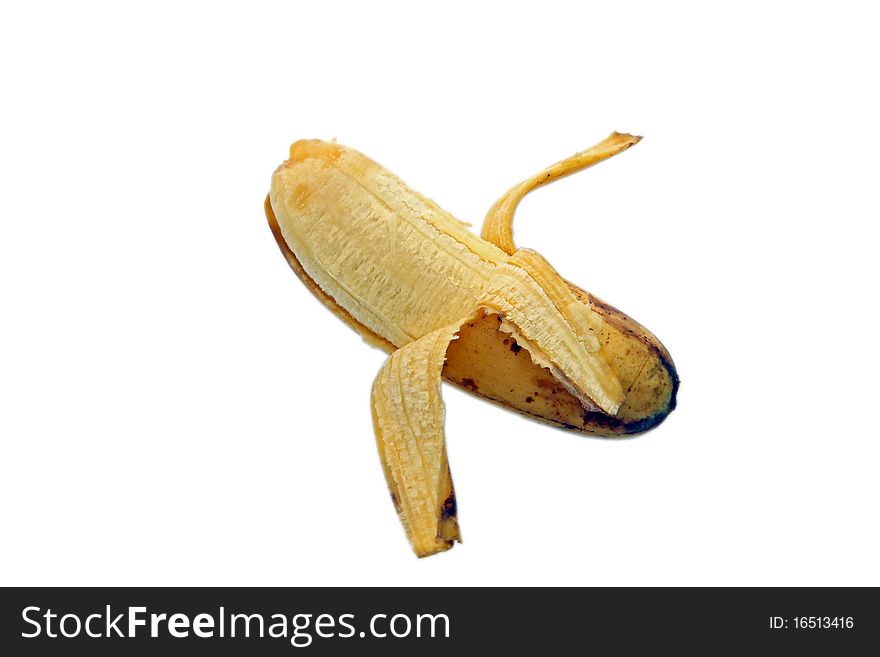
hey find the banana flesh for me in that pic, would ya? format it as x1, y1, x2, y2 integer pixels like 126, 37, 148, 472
267, 134, 678, 556
270, 140, 499, 347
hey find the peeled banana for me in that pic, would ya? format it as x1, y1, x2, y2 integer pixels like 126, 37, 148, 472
266, 133, 678, 557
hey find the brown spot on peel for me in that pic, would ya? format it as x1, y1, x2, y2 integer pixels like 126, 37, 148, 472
460, 378, 479, 392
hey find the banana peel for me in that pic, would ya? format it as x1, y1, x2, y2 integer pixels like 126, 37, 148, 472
265, 133, 678, 556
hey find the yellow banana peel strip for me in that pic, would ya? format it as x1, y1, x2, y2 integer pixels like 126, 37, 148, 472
371, 319, 469, 557
481, 132, 642, 255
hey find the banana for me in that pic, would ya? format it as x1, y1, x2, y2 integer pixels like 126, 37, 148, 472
266, 134, 678, 556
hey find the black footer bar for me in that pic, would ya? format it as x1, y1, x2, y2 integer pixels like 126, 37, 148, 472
2, 587, 876, 654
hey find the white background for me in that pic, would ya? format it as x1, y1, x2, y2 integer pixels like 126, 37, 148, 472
2, 1, 878, 586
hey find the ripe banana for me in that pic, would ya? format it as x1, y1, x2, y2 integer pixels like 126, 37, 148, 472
266, 133, 678, 557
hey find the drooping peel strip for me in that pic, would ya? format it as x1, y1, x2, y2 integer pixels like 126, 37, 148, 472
481, 132, 642, 255
371, 319, 469, 557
